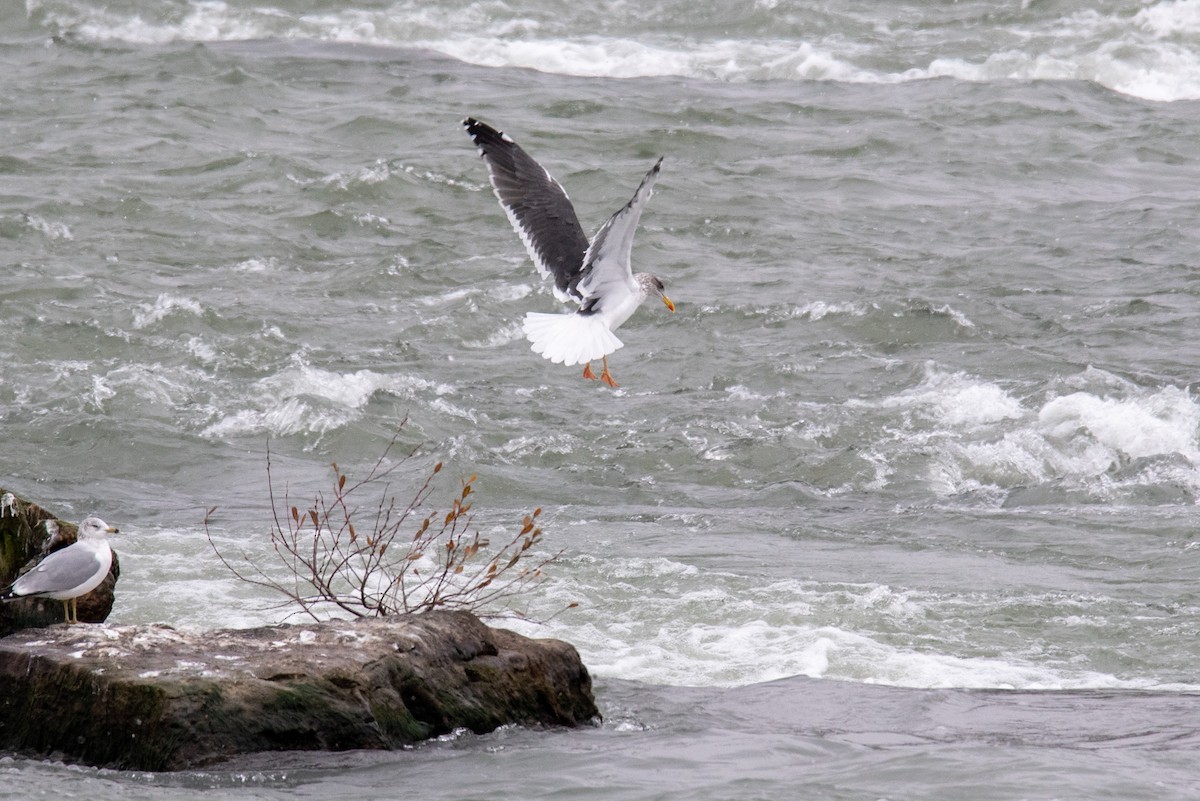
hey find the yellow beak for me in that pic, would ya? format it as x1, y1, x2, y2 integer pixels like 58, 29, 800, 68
662, 295, 676, 312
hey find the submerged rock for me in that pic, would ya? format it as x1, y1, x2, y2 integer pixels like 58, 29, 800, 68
0, 489, 119, 635
0, 610, 597, 770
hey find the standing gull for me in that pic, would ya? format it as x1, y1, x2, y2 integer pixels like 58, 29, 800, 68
1, 516, 119, 624
463, 117, 675, 388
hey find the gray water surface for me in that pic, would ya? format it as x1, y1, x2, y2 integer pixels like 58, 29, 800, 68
3, 2, 1200, 797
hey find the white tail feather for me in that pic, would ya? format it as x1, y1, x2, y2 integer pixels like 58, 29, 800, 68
523, 312, 624, 366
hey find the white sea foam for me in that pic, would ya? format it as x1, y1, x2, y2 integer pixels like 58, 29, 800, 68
88, 373, 116, 409
186, 336, 218, 364
103, 364, 206, 408
1137, 0, 1200, 35
870, 368, 1025, 429
23, 214, 73, 241
800, 300, 875, 321
132, 293, 204, 329
397, 163, 484, 190
1011, 385, 1199, 494
28, 0, 1200, 100
353, 212, 390, 227
755, 300, 876, 323
462, 321, 525, 350
200, 357, 455, 439
113, 527, 282, 632
1038, 389, 1200, 464
869, 367, 1200, 500
497, 433, 578, 459
505, 565, 1199, 691
288, 159, 394, 191
231, 257, 280, 273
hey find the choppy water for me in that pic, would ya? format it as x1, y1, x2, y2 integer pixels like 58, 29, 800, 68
3, 0, 1200, 798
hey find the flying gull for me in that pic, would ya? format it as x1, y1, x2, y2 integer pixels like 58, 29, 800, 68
463, 117, 675, 388
1, 516, 119, 624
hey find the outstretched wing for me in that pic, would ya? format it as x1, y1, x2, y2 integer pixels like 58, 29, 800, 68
577, 157, 663, 313
464, 117, 590, 303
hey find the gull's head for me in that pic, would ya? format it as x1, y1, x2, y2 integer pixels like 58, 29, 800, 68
637, 273, 675, 313
78, 517, 119, 541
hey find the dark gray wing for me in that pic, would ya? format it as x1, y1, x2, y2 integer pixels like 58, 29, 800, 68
464, 117, 590, 303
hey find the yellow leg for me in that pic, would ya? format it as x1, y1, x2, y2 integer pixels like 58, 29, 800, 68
599, 356, 619, 388
58, 597, 82, 624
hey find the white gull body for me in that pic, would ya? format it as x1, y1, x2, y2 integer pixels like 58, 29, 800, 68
2, 516, 118, 623
464, 117, 674, 386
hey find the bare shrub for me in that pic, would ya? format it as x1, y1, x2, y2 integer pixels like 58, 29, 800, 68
205, 429, 568, 621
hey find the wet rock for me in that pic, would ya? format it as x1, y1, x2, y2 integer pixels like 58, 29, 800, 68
0, 610, 598, 770
0, 489, 119, 635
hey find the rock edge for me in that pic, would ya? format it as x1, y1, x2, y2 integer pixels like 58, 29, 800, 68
0, 610, 598, 770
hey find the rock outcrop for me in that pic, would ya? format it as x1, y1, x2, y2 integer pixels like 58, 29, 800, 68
0, 489, 119, 635
0, 611, 598, 770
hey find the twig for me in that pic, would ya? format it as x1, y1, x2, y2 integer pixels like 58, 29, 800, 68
204, 424, 570, 622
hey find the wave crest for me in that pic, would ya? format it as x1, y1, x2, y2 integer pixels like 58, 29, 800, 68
27, 0, 1200, 101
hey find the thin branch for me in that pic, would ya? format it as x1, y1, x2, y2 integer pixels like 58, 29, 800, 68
205, 424, 569, 622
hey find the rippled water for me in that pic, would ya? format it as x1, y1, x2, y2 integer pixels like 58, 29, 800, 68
3, 1, 1200, 798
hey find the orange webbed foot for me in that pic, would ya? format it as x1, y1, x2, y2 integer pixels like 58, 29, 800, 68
582, 363, 598, 380
599, 356, 619, 388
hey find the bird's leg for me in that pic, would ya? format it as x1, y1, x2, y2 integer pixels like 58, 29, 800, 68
582, 363, 598, 380
61, 599, 71, 624
599, 356, 619, 388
